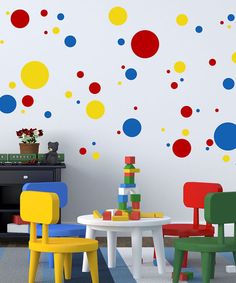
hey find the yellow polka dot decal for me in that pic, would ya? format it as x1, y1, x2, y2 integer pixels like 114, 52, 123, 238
21, 61, 49, 89
176, 14, 188, 26
65, 91, 72, 98
161, 128, 165, 132
52, 27, 60, 34
174, 61, 186, 73
86, 100, 105, 119
182, 129, 189, 136
92, 152, 100, 160
222, 155, 230, 162
9, 81, 16, 89
232, 52, 236, 63
109, 7, 128, 26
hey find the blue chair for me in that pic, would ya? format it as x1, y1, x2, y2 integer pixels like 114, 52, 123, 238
22, 182, 86, 268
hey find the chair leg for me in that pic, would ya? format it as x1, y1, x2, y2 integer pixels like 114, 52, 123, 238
28, 250, 40, 283
64, 253, 72, 280
232, 252, 236, 265
173, 249, 184, 283
201, 252, 211, 283
48, 253, 54, 268
54, 253, 65, 283
87, 250, 99, 283
210, 252, 216, 279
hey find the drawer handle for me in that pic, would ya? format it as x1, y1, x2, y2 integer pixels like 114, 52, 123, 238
23, 175, 29, 179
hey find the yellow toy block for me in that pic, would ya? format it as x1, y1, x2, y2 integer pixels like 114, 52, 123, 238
112, 215, 129, 221
122, 211, 129, 216
141, 212, 155, 218
93, 210, 102, 218
132, 208, 141, 212
123, 168, 140, 173
155, 212, 164, 218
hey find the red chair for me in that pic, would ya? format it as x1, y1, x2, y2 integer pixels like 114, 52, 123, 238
153, 182, 223, 267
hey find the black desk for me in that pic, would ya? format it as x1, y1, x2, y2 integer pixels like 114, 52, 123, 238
0, 164, 66, 243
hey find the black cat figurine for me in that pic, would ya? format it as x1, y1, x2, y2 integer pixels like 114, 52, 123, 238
45, 142, 59, 165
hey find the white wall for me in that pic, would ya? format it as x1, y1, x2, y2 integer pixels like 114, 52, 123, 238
1, 1, 236, 225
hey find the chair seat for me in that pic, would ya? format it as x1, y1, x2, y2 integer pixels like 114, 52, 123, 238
163, 224, 214, 237
174, 236, 236, 252
29, 237, 98, 253
35, 224, 86, 237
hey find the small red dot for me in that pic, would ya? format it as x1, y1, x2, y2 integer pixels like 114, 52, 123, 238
171, 82, 178, 89
77, 71, 84, 78
44, 30, 48, 35
206, 139, 214, 146
117, 130, 121, 135
134, 106, 138, 110
121, 65, 125, 69
220, 21, 224, 25
209, 58, 216, 66
79, 147, 87, 155
166, 69, 171, 74
215, 108, 219, 112
41, 9, 48, 17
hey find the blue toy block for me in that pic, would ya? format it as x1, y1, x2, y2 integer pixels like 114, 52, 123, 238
99, 209, 105, 215
118, 195, 128, 203
153, 259, 157, 266
120, 183, 136, 188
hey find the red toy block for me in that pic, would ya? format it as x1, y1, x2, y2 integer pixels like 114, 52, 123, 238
103, 211, 112, 220
125, 156, 135, 164
115, 210, 122, 216
132, 202, 140, 209
171, 272, 188, 281
130, 211, 140, 220
124, 172, 135, 177
12, 215, 29, 225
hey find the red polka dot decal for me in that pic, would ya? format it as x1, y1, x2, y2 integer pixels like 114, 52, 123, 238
89, 82, 101, 94
131, 30, 159, 58
11, 10, 30, 28
22, 95, 34, 107
40, 10, 48, 17
206, 139, 214, 146
79, 147, 87, 155
181, 106, 193, 118
171, 82, 178, 89
209, 58, 216, 66
77, 71, 84, 78
172, 139, 191, 158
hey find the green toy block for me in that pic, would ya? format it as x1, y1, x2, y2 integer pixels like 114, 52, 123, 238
0, 154, 8, 162
118, 202, 127, 210
130, 194, 141, 202
37, 153, 65, 162
124, 176, 135, 184
183, 271, 194, 280
8, 154, 37, 162
124, 164, 135, 169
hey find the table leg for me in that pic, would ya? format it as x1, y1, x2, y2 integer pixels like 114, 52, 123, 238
131, 228, 142, 279
152, 226, 166, 274
82, 226, 95, 272
107, 231, 117, 268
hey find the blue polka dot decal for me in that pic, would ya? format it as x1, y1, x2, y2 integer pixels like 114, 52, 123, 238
214, 122, 236, 150
125, 68, 137, 80
44, 111, 52, 118
0, 95, 17, 113
223, 78, 235, 90
122, 118, 142, 137
64, 35, 76, 47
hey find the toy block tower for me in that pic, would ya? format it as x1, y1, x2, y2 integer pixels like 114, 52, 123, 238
117, 156, 140, 219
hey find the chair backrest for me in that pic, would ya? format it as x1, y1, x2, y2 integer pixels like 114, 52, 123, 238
22, 182, 68, 208
20, 191, 59, 244
183, 182, 223, 227
204, 191, 236, 243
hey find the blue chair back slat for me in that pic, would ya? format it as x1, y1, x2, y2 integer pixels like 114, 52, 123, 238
22, 182, 68, 208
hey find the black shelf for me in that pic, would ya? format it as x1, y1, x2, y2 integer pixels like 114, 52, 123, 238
0, 164, 66, 242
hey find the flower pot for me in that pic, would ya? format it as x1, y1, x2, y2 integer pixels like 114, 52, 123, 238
19, 143, 39, 154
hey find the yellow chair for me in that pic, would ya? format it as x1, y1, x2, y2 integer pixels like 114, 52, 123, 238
20, 191, 99, 283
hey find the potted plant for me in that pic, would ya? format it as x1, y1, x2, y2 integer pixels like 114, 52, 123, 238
16, 128, 43, 154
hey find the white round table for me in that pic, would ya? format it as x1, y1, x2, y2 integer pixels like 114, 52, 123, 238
77, 214, 171, 279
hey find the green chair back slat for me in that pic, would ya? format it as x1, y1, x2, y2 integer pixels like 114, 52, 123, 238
205, 192, 236, 224
8, 154, 37, 162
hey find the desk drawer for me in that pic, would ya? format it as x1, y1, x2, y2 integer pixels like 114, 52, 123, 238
0, 170, 53, 184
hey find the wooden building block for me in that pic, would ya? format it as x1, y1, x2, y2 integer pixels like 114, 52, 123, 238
118, 202, 127, 210
141, 212, 155, 218
103, 211, 112, 220
124, 168, 140, 173
132, 202, 140, 209
130, 194, 141, 202
120, 183, 136, 188
124, 176, 135, 184
124, 164, 135, 169
125, 156, 135, 164
112, 215, 129, 221
155, 212, 164, 218
93, 210, 102, 218
172, 272, 188, 281
118, 195, 128, 203
226, 265, 236, 273
124, 172, 135, 177
12, 215, 29, 225
115, 210, 123, 216
130, 211, 140, 220
118, 187, 131, 195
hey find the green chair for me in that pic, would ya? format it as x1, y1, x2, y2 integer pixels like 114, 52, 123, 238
172, 191, 236, 283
